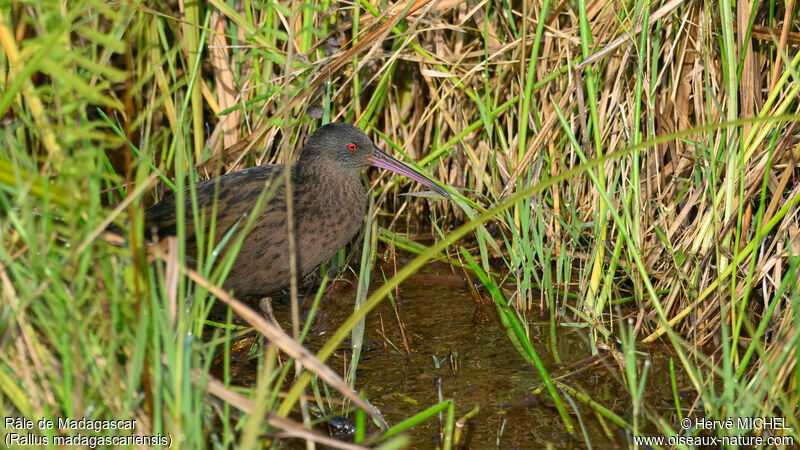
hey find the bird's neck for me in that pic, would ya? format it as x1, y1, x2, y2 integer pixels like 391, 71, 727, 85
293, 159, 365, 209
295, 158, 352, 182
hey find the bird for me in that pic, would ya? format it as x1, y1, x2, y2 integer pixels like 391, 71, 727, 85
141, 122, 450, 298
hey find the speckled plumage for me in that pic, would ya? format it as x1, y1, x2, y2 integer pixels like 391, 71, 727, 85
144, 123, 449, 298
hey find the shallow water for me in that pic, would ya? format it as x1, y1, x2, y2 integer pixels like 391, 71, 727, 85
308, 265, 606, 448
221, 261, 686, 448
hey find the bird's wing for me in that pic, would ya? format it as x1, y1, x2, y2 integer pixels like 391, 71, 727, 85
144, 165, 287, 248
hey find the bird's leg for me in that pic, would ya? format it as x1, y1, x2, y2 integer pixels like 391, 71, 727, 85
259, 297, 279, 327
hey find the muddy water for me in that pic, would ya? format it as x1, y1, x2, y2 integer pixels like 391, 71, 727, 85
293, 262, 623, 448
324, 270, 581, 447
225, 262, 684, 447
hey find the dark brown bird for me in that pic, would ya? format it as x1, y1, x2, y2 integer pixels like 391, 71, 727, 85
144, 122, 449, 298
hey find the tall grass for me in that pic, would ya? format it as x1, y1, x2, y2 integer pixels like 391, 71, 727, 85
1, 0, 798, 447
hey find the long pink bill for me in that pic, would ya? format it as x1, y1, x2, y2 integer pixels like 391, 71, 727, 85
367, 146, 451, 199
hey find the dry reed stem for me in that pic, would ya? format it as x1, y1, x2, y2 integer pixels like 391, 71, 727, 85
202, 374, 369, 449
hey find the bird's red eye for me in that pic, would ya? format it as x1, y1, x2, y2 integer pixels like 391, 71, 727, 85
347, 142, 357, 151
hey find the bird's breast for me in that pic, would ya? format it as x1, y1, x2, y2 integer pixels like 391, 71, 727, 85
294, 172, 366, 275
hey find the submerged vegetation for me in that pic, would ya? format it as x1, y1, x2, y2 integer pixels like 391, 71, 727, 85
1, 0, 799, 447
